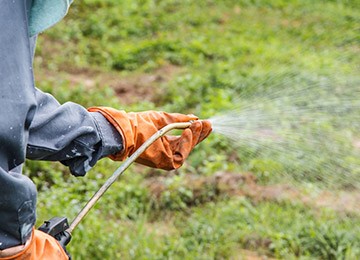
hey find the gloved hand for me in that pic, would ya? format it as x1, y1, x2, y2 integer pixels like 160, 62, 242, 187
0, 229, 68, 260
88, 107, 212, 170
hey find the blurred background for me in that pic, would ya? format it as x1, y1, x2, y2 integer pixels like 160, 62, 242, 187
29, 0, 359, 259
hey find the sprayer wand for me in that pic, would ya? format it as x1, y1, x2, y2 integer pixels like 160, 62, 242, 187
67, 121, 191, 233
38, 122, 192, 251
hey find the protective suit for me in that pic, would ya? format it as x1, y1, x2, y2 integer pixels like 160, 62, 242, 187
0, 1, 211, 259
0, 1, 122, 258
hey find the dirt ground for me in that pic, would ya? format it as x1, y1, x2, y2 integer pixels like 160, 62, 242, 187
145, 171, 360, 215
35, 63, 181, 105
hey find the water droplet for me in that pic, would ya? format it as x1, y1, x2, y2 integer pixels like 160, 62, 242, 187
208, 74, 360, 188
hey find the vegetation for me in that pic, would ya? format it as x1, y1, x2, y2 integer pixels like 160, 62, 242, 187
29, 0, 359, 259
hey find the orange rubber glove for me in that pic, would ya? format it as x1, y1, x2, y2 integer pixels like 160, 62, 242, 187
0, 229, 68, 260
88, 107, 212, 170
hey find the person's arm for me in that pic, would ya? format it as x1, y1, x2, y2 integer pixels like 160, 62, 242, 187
26, 88, 123, 176
27, 89, 212, 174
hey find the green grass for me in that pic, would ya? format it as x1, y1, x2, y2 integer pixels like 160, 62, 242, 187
30, 0, 360, 259
33, 162, 360, 259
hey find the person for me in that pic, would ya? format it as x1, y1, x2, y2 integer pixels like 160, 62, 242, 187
0, 1, 212, 259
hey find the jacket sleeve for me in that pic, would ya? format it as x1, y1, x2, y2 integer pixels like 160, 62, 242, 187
27, 88, 123, 176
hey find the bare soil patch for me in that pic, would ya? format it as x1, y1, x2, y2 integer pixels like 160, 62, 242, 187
35, 64, 181, 105
145, 171, 360, 215
233, 249, 275, 260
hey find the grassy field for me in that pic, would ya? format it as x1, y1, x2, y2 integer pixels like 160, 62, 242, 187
29, 0, 359, 259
